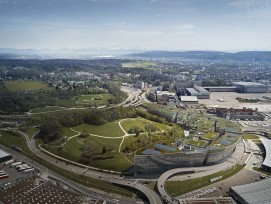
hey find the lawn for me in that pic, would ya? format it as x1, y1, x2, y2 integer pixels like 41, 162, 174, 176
30, 106, 65, 113
0, 130, 29, 151
5, 80, 52, 91
72, 122, 124, 137
165, 165, 244, 197
242, 134, 259, 140
201, 132, 219, 140
91, 153, 133, 172
62, 127, 78, 138
55, 94, 113, 108
185, 138, 207, 147
24, 127, 40, 139
43, 135, 132, 172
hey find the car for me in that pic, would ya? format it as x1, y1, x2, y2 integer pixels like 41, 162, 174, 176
71, 169, 75, 172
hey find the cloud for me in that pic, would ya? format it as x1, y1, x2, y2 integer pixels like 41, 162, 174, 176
174, 23, 195, 30
228, 0, 271, 8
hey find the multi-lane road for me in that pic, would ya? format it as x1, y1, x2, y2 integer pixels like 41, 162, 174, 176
3, 129, 163, 204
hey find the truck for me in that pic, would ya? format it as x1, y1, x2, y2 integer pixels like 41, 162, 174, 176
23, 168, 35, 173
0, 174, 9, 179
18, 165, 31, 171
16, 164, 28, 170
0, 172, 7, 176
5, 159, 14, 166
11, 161, 22, 167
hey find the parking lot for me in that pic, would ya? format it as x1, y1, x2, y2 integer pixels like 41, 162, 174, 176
0, 160, 36, 189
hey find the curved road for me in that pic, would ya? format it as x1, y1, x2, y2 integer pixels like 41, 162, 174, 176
3, 129, 163, 204
157, 139, 246, 204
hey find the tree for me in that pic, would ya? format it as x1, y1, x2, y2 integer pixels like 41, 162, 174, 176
102, 146, 107, 154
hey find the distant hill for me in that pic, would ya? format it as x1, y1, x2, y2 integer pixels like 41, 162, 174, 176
128, 51, 271, 61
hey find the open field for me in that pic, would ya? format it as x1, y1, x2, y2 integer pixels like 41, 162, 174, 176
72, 121, 124, 137
62, 127, 78, 138
199, 92, 271, 112
122, 61, 157, 68
5, 80, 52, 91
30, 106, 65, 113
55, 94, 112, 108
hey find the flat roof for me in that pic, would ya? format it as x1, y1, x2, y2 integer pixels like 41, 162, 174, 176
179, 197, 236, 204
180, 96, 198, 102
231, 178, 271, 204
142, 149, 161, 155
0, 148, 11, 159
203, 86, 237, 89
260, 138, 271, 168
232, 81, 268, 87
186, 88, 198, 94
194, 85, 210, 93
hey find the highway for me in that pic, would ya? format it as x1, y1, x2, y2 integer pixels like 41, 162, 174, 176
0, 128, 163, 204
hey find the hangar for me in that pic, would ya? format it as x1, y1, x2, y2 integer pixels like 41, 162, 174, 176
232, 82, 269, 93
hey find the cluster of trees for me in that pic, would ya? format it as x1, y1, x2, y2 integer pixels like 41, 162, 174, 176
37, 106, 137, 143
140, 105, 174, 122
0, 90, 55, 113
128, 123, 161, 136
122, 125, 183, 153
136, 109, 169, 124
105, 83, 127, 104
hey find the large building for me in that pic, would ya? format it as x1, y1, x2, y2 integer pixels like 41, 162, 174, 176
156, 91, 176, 105
186, 85, 210, 99
204, 86, 237, 92
260, 137, 271, 171
230, 178, 271, 204
216, 107, 265, 121
0, 148, 12, 163
232, 82, 269, 93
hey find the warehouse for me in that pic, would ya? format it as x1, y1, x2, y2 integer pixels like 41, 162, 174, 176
203, 86, 237, 92
230, 178, 271, 204
0, 148, 12, 163
232, 82, 269, 93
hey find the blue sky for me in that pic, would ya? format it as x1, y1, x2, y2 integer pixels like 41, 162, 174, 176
0, 0, 271, 51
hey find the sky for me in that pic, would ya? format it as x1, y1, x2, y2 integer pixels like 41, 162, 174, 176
0, 0, 271, 52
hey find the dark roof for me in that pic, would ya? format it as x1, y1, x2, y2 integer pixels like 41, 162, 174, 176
142, 149, 161, 155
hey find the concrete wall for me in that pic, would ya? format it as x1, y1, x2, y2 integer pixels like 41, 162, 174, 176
205, 143, 237, 165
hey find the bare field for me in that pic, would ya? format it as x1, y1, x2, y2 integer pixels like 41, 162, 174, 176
199, 92, 271, 112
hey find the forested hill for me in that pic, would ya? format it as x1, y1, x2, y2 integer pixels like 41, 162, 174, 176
128, 51, 271, 62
